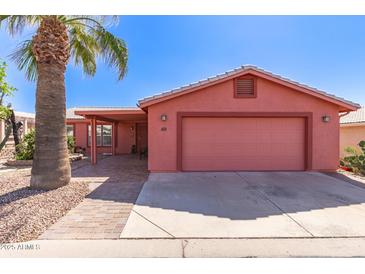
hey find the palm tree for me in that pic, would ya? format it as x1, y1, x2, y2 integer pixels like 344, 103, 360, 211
0, 16, 128, 189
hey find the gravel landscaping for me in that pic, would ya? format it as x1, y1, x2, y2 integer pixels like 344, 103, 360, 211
0, 168, 89, 243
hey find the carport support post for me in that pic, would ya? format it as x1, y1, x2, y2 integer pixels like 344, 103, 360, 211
91, 117, 97, 165
112, 122, 117, 156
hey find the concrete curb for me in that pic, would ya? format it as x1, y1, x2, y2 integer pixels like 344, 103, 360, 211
1, 238, 365, 258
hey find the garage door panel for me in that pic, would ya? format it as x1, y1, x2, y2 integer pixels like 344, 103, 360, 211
270, 144, 304, 157
181, 117, 305, 171
182, 156, 270, 171
182, 156, 303, 171
184, 144, 259, 158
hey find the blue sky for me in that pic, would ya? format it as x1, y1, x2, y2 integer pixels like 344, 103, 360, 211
1, 16, 365, 113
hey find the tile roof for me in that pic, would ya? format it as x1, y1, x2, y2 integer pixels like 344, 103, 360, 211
66, 108, 84, 119
340, 107, 365, 124
14, 111, 35, 119
138, 65, 360, 109
66, 107, 140, 119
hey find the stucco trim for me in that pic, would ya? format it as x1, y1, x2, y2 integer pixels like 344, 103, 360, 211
176, 112, 313, 172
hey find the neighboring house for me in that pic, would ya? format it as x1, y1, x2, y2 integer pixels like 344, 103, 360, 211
340, 106, 365, 158
67, 65, 359, 172
0, 111, 35, 160
0, 111, 35, 141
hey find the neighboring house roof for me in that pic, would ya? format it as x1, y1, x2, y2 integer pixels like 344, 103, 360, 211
66, 108, 85, 120
138, 65, 360, 111
340, 107, 365, 125
14, 111, 35, 119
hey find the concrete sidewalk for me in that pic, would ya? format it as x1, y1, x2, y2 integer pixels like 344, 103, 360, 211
1, 238, 365, 257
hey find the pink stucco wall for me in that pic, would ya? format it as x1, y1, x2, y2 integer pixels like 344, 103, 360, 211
340, 125, 365, 158
147, 76, 340, 172
116, 122, 136, 154
69, 121, 136, 155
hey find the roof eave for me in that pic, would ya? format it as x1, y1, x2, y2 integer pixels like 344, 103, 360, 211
74, 109, 145, 117
340, 121, 365, 127
138, 67, 360, 111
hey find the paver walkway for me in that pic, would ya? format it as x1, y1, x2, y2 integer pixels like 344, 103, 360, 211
40, 155, 148, 239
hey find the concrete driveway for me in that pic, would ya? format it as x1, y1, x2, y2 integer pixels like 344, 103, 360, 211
120, 172, 365, 238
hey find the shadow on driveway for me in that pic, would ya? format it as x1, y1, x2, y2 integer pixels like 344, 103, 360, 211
120, 171, 365, 238
132, 171, 365, 220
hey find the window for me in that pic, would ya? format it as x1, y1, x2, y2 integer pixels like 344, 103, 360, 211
88, 125, 112, 146
234, 76, 256, 98
66, 124, 74, 137
102, 125, 112, 146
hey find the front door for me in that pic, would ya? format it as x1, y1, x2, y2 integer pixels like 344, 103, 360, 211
136, 123, 148, 153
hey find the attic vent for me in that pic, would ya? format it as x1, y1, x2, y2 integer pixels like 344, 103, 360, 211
235, 76, 256, 98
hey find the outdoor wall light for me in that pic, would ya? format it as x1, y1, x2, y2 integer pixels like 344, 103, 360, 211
322, 115, 331, 123
160, 114, 168, 121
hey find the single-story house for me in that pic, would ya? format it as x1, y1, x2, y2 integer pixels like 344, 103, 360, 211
66, 65, 360, 172
340, 106, 365, 158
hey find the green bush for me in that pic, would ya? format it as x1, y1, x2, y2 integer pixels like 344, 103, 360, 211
15, 130, 76, 160
67, 135, 75, 153
340, 140, 365, 175
15, 129, 35, 160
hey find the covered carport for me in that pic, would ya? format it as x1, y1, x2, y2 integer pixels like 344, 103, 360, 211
74, 108, 147, 165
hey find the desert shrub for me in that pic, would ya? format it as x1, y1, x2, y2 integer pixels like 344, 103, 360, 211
15, 130, 76, 160
340, 140, 365, 175
67, 135, 75, 153
15, 129, 35, 160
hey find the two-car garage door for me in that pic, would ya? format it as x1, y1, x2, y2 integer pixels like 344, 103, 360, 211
181, 117, 306, 171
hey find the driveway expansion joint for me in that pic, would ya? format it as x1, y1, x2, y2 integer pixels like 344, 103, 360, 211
131, 209, 176, 238
181, 239, 189, 258
236, 172, 315, 237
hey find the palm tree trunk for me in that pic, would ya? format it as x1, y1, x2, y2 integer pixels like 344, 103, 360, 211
30, 62, 71, 189
30, 16, 71, 190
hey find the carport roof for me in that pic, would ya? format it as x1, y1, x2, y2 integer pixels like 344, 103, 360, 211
138, 65, 360, 112
67, 107, 146, 122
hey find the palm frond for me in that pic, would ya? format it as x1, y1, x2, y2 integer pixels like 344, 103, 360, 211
63, 15, 118, 28
66, 17, 127, 79
0, 15, 40, 36
69, 26, 98, 77
93, 26, 128, 80
0, 15, 11, 26
1, 15, 127, 81
9, 40, 37, 81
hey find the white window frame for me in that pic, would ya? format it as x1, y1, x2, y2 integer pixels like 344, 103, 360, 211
88, 124, 112, 147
